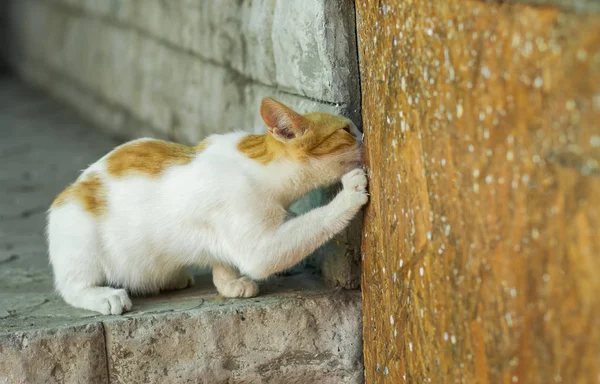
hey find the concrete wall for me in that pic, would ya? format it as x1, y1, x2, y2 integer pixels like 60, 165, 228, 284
1, 0, 362, 287
3, 0, 360, 141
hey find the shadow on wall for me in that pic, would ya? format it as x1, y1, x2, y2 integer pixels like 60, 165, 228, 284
0, 1, 10, 73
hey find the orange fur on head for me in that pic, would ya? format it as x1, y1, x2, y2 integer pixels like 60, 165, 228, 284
238, 98, 358, 164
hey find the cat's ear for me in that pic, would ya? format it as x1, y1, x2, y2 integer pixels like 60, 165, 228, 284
260, 98, 308, 142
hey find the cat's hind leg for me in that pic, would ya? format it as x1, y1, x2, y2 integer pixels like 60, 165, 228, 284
162, 268, 195, 291
48, 204, 132, 315
212, 264, 258, 298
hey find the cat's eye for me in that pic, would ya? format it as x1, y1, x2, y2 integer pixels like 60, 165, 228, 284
342, 125, 352, 134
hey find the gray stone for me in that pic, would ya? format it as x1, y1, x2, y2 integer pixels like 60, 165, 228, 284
5, 0, 359, 133
104, 291, 363, 384
43, 0, 360, 105
0, 323, 109, 384
272, 0, 360, 105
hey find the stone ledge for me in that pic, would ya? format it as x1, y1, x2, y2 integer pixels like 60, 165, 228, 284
103, 286, 362, 383
1, 276, 363, 384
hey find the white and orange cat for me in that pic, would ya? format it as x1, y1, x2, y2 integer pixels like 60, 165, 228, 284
47, 98, 368, 315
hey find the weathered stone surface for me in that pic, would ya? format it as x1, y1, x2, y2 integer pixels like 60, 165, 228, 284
357, 0, 600, 383
104, 292, 363, 384
5, 0, 360, 134
6, 0, 246, 140
44, 0, 360, 106
0, 323, 108, 384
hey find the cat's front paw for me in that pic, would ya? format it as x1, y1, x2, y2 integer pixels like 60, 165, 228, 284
92, 289, 132, 315
341, 168, 369, 208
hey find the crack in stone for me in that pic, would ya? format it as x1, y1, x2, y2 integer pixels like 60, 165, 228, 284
101, 322, 112, 384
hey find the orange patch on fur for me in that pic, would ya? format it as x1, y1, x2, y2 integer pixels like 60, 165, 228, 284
237, 134, 286, 165
51, 173, 107, 216
106, 140, 206, 177
52, 186, 74, 208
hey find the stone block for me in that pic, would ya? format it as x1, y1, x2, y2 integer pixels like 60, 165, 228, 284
7, 0, 357, 138
0, 323, 108, 384
104, 292, 363, 384
65, 0, 360, 106
272, 0, 359, 104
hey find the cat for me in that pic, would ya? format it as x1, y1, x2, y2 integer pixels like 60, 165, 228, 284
47, 98, 368, 315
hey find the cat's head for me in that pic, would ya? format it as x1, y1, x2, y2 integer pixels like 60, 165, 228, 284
257, 97, 363, 185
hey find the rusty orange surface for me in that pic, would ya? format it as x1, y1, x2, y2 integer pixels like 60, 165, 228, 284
356, 1, 600, 383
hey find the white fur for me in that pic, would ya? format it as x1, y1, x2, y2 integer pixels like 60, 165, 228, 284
47, 131, 367, 315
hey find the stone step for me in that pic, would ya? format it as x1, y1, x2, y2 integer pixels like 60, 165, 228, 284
1, 275, 362, 383
0, 77, 363, 383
